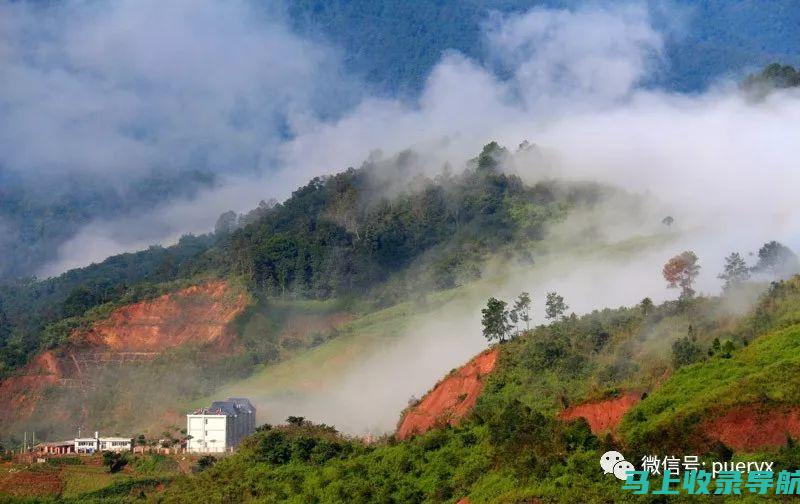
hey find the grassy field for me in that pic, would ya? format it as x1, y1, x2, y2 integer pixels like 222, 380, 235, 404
620, 322, 800, 446
218, 302, 416, 395
60, 464, 126, 497
207, 289, 475, 433
618, 278, 800, 450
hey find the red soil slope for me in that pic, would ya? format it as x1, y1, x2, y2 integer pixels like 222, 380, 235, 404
0, 280, 247, 428
396, 348, 499, 440
0, 351, 63, 421
560, 392, 642, 434
702, 404, 800, 451
80, 280, 246, 352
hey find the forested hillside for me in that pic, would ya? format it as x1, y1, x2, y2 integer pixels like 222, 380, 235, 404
6, 263, 800, 501
3, 1, 800, 500
0, 143, 608, 378
0, 141, 631, 450
149, 276, 800, 503
122, 272, 800, 503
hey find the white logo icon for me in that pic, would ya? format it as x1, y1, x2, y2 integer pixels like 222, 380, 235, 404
600, 450, 635, 481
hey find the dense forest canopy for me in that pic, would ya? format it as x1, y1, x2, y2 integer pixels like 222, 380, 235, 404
222, 143, 604, 298
0, 142, 614, 376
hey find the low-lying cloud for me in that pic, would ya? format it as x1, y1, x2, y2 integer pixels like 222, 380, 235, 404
0, 0, 356, 181
215, 3, 800, 434
274, 2, 800, 265
26, 0, 800, 319
7, 1, 799, 279
0, 0, 364, 276
8, 1, 800, 434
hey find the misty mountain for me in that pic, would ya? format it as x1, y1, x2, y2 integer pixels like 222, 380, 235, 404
3, 0, 800, 282
0, 170, 216, 280
157, 275, 800, 503
4, 2, 800, 501
0, 142, 619, 376
0, 0, 360, 281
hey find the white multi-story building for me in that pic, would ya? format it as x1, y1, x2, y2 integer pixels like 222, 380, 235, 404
186, 397, 256, 453
74, 432, 132, 454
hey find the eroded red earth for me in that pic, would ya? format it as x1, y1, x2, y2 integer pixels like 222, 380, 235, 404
0, 352, 63, 421
0, 280, 247, 429
396, 348, 499, 440
560, 392, 642, 434
79, 280, 246, 352
702, 404, 800, 451
561, 392, 800, 451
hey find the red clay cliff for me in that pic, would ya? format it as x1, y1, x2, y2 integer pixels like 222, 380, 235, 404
0, 279, 247, 430
396, 348, 499, 440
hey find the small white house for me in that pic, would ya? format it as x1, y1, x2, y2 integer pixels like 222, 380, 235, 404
99, 437, 133, 452
74, 432, 132, 454
187, 398, 256, 453
75, 437, 97, 454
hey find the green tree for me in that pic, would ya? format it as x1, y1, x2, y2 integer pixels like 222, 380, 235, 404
514, 292, 532, 330
761, 63, 800, 87
508, 306, 519, 336
640, 297, 654, 316
710, 337, 721, 356
671, 336, 703, 368
287, 416, 307, 427
753, 241, 800, 278
720, 340, 736, 358
718, 252, 750, 291
481, 297, 509, 343
214, 210, 238, 234
743, 63, 800, 90
474, 141, 508, 172
0, 303, 11, 348
544, 292, 568, 320
61, 286, 101, 318
196, 455, 216, 472
103, 451, 128, 473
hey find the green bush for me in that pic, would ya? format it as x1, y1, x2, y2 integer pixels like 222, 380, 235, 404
102, 452, 128, 473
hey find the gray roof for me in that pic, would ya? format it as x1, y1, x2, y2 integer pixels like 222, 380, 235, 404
36, 440, 74, 447
227, 397, 256, 414
191, 397, 255, 416
191, 404, 234, 416
209, 401, 239, 416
